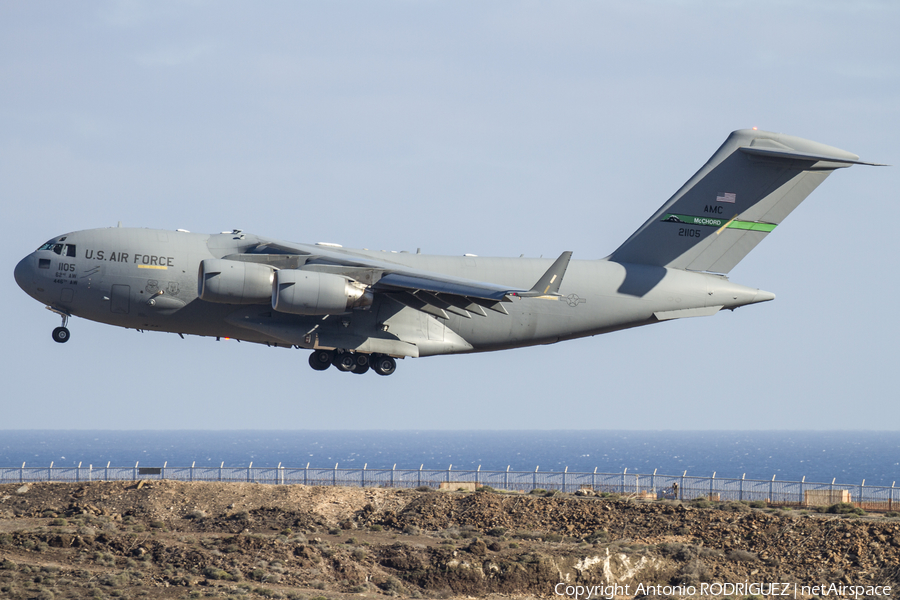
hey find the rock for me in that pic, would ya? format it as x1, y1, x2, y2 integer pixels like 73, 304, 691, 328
0, 479, 895, 598
16, 485, 30, 495
467, 539, 487, 556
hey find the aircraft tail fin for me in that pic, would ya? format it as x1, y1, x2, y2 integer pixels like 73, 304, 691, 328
608, 129, 879, 273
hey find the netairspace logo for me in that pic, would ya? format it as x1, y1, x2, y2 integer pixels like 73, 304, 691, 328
553, 581, 892, 599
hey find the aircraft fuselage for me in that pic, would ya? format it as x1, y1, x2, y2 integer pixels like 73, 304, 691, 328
15, 227, 771, 363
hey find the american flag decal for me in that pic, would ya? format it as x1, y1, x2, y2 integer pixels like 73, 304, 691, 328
716, 192, 736, 203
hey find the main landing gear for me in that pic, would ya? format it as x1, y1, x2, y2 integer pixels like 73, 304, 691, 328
50, 309, 71, 343
308, 350, 397, 376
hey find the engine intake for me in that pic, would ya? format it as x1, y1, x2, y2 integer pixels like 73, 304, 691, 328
198, 259, 275, 304
273, 270, 372, 315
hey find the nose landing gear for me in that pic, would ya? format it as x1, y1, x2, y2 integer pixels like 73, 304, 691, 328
48, 308, 71, 343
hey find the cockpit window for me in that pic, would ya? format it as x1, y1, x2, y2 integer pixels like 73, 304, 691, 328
36, 241, 76, 256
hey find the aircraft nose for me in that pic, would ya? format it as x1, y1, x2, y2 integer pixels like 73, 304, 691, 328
14, 255, 33, 291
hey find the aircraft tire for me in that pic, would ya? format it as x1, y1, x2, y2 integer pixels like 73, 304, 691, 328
308, 350, 332, 371
372, 355, 396, 376
352, 363, 370, 375
334, 352, 356, 372
52, 327, 70, 344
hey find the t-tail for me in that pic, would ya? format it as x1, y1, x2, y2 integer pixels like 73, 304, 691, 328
609, 129, 882, 273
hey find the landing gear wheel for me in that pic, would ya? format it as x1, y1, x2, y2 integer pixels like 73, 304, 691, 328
308, 350, 333, 371
334, 352, 357, 372
52, 327, 70, 344
352, 363, 370, 375
372, 355, 397, 376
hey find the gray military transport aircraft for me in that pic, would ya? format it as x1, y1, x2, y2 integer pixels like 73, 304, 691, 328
15, 129, 880, 376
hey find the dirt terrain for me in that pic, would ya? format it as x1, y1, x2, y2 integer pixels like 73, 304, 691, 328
1, 481, 898, 599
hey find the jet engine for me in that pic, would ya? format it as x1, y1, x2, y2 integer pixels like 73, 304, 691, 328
272, 270, 372, 315
198, 259, 275, 304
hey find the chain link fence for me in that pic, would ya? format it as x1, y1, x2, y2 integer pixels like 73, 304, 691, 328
2, 463, 897, 511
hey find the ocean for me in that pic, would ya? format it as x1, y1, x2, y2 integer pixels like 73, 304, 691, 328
1, 430, 898, 487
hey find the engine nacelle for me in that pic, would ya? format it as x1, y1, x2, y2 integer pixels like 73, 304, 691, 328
198, 259, 275, 304
273, 270, 372, 315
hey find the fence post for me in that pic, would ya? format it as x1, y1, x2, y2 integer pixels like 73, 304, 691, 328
681, 471, 686, 501
305, 462, 309, 486
247, 462, 252, 483
651, 468, 656, 494
419, 464, 423, 488
333, 463, 338, 487
710, 472, 715, 500
799, 476, 805, 505
390, 464, 395, 488
362, 463, 366, 488
162, 461, 167, 480
20, 462, 24, 484
593, 467, 597, 491
622, 468, 627, 494
277, 462, 282, 485
89, 465, 92, 482
770, 475, 775, 504
77, 462, 82, 483
891, 482, 895, 512
219, 462, 223, 482
448, 464, 452, 486
859, 480, 865, 508
563, 467, 566, 493
476, 465, 481, 489
106, 462, 110, 482
134, 461, 139, 481
506, 466, 510, 490
740, 474, 745, 501
191, 461, 195, 482
533, 466, 538, 491
49, 461, 53, 483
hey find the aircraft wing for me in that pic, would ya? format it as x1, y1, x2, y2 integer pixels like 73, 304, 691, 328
372, 272, 515, 319
247, 237, 572, 319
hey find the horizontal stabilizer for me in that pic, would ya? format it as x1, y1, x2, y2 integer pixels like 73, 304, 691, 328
739, 146, 886, 166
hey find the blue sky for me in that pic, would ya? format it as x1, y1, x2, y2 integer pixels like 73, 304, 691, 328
2, 1, 898, 429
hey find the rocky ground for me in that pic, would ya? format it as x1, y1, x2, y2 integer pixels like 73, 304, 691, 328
1, 481, 898, 599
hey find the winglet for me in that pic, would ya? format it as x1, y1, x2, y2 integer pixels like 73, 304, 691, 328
514, 251, 573, 297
